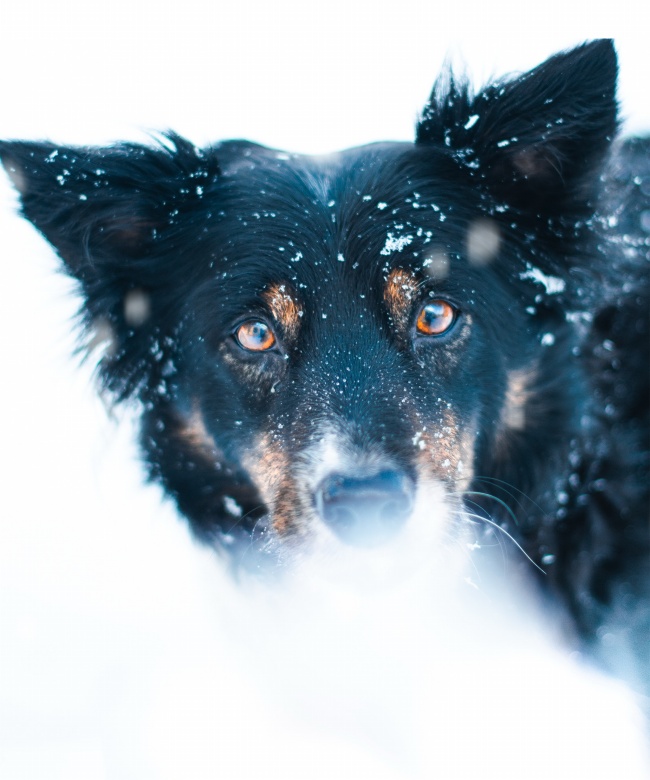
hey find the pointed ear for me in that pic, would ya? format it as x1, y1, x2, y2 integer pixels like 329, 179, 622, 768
0, 133, 219, 277
0, 133, 220, 399
416, 40, 618, 216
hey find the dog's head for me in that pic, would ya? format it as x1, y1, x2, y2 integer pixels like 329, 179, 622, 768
1, 41, 618, 564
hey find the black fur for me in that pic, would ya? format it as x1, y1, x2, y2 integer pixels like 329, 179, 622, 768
2, 40, 648, 694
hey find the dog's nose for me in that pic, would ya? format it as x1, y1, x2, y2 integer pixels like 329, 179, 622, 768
314, 470, 414, 546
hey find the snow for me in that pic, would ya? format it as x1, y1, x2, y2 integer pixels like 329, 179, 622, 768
123, 290, 151, 327
520, 263, 567, 295
380, 232, 414, 255
1, 6, 649, 780
466, 218, 501, 265
223, 496, 244, 517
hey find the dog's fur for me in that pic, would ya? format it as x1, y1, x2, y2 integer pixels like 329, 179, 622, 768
1, 40, 648, 692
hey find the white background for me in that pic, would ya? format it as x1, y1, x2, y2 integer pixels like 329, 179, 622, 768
1, 2, 649, 778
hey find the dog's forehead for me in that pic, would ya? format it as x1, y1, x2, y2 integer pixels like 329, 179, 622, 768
218, 140, 462, 216
213, 141, 475, 299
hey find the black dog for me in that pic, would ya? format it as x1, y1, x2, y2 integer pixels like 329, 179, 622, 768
2, 40, 648, 692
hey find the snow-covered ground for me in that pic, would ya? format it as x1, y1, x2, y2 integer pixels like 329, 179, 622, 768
1, 4, 648, 778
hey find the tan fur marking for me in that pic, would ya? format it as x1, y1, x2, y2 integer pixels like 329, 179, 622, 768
242, 432, 303, 537
262, 283, 302, 340
177, 403, 217, 453
272, 477, 305, 538
493, 367, 537, 456
384, 268, 419, 332
412, 408, 474, 492
502, 368, 535, 432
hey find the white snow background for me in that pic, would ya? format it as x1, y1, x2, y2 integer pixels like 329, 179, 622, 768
1, 3, 649, 779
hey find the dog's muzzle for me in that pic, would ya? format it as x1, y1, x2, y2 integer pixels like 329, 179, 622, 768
314, 470, 414, 546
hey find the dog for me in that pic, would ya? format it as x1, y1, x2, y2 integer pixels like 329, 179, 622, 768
1, 40, 648, 695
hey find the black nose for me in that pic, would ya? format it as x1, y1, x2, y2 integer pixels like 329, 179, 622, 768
314, 470, 414, 546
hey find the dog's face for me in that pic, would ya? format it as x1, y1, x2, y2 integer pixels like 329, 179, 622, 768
178, 142, 529, 550
0, 41, 618, 564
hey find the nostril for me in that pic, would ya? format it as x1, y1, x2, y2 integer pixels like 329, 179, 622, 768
315, 470, 414, 546
380, 499, 411, 522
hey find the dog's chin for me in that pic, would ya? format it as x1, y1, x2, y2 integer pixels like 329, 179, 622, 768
261, 481, 471, 590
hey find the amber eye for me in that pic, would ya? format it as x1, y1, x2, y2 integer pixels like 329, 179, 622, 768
235, 320, 276, 352
416, 300, 457, 336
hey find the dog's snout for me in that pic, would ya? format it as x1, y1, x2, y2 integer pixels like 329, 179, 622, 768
314, 470, 414, 546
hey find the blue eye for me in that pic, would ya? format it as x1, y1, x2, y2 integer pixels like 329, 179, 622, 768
416, 300, 457, 336
235, 320, 276, 352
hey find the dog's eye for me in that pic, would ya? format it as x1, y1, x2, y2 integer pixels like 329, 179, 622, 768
416, 300, 457, 336
235, 320, 277, 352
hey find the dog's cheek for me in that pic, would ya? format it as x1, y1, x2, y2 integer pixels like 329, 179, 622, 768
412, 409, 476, 492
408, 417, 478, 554
240, 433, 307, 539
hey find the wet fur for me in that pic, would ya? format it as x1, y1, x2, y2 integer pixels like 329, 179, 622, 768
1, 41, 648, 693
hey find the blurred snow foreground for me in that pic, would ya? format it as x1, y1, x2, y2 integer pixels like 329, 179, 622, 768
7, 507, 649, 780
118, 559, 650, 779
203, 562, 650, 780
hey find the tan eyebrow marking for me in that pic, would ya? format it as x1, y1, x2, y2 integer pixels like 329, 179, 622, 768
262, 283, 303, 340
384, 268, 419, 332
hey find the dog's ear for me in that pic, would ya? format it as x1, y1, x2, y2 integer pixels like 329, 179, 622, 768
416, 40, 618, 216
0, 133, 220, 398
0, 133, 218, 275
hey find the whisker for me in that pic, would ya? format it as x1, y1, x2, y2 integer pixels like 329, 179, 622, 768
471, 475, 546, 515
460, 489, 521, 528
225, 503, 267, 537
450, 528, 484, 585
463, 509, 545, 574
462, 507, 509, 570
235, 510, 273, 567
